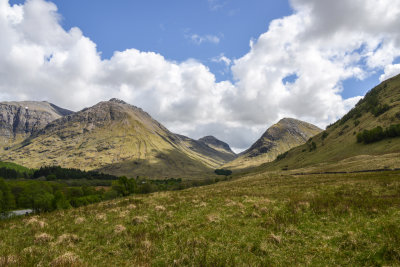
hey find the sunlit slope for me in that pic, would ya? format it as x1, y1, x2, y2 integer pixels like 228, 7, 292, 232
261, 74, 400, 172
225, 118, 321, 169
0, 99, 232, 178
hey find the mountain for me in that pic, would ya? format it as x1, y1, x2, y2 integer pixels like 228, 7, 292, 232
176, 135, 236, 164
0, 101, 73, 148
198, 136, 236, 156
224, 118, 322, 169
261, 74, 400, 172
0, 99, 234, 178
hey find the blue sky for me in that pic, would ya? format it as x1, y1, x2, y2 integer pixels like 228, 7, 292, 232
11, 0, 292, 82
3, 0, 400, 150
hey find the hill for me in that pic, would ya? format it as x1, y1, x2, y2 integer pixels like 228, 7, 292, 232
0, 101, 73, 148
225, 118, 321, 169
260, 74, 400, 173
0, 99, 234, 178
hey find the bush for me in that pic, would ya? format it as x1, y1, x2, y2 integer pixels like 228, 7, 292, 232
309, 142, 317, 151
276, 151, 288, 161
214, 169, 232, 176
372, 104, 390, 117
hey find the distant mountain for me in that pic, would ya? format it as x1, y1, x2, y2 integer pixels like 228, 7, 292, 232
261, 74, 400, 172
176, 135, 236, 163
0, 101, 73, 148
0, 99, 234, 178
224, 118, 322, 169
198, 136, 236, 157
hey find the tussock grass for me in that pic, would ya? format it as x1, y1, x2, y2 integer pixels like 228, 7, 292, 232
1, 170, 400, 265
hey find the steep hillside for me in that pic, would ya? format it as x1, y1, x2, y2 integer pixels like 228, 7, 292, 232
0, 101, 73, 148
225, 118, 321, 169
262, 74, 400, 172
0, 99, 232, 178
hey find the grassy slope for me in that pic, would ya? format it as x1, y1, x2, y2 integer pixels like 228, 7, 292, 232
1, 170, 400, 266
258, 74, 400, 173
0, 161, 32, 175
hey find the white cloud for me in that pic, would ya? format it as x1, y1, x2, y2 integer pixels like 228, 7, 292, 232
1, 0, 400, 150
380, 64, 400, 82
211, 53, 231, 66
188, 34, 220, 45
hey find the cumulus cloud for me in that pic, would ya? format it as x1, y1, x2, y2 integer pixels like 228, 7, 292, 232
1, 0, 400, 150
188, 34, 220, 45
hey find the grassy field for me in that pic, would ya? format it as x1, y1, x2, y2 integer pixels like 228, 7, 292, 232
1, 170, 400, 266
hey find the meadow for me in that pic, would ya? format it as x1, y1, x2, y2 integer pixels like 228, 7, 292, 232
1, 170, 400, 266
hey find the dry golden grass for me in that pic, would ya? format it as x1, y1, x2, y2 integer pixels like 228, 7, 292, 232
1, 170, 400, 266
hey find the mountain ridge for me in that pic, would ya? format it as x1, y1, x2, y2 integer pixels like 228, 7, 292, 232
1, 99, 235, 178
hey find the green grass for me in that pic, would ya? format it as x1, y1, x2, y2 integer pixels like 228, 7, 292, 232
1, 170, 400, 266
0, 161, 32, 175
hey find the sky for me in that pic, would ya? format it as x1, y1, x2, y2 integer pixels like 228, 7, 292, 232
1, 0, 400, 152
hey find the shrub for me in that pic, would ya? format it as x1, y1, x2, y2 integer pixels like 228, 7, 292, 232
309, 142, 317, 151
276, 151, 288, 161
372, 104, 390, 117
214, 169, 232, 176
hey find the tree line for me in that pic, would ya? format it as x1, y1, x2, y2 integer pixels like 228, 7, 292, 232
357, 124, 400, 144
1, 173, 233, 215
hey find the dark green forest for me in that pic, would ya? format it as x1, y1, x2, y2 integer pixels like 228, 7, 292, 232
0, 163, 232, 215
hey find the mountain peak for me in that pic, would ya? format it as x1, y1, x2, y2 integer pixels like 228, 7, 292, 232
108, 98, 127, 104
224, 118, 321, 169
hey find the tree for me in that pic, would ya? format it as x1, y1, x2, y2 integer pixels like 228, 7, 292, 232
112, 176, 137, 196
0, 178, 15, 213
53, 191, 71, 210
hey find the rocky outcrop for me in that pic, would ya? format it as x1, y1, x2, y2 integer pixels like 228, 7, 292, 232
0, 101, 73, 146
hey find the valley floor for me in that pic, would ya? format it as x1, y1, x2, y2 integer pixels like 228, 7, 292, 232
1, 170, 400, 266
